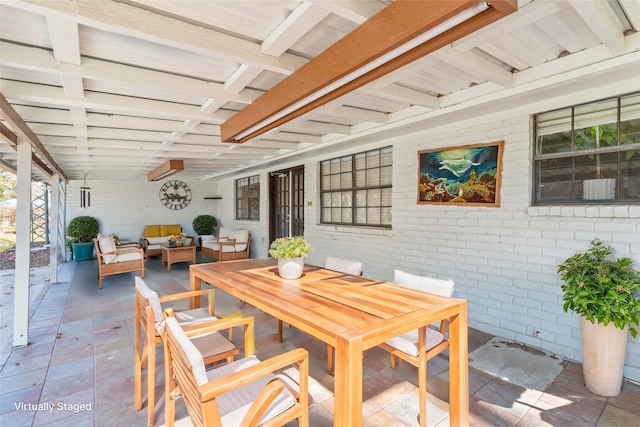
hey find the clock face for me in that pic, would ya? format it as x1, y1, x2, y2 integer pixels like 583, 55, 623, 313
159, 180, 192, 210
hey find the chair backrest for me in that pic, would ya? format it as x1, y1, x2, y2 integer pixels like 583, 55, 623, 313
96, 233, 117, 264
393, 269, 454, 297
325, 256, 363, 276
135, 277, 163, 323
228, 229, 249, 251
165, 316, 209, 386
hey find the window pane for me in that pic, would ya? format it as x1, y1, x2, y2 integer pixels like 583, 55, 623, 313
381, 207, 392, 225
621, 151, 640, 200
320, 146, 392, 226
621, 94, 640, 145
534, 92, 640, 205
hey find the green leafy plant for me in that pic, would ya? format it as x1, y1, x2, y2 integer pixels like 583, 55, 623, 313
66, 215, 100, 248
558, 239, 640, 339
268, 236, 310, 259
192, 214, 217, 235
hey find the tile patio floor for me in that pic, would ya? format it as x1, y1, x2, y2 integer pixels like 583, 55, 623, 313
1, 254, 639, 426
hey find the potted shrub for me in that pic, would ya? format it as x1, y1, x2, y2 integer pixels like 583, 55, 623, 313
558, 239, 640, 396
268, 236, 311, 279
192, 214, 217, 250
67, 215, 100, 261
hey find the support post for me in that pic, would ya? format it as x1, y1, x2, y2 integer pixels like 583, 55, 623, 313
14, 137, 32, 347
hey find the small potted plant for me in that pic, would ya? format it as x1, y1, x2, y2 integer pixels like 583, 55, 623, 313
558, 239, 640, 396
268, 236, 311, 279
192, 214, 217, 250
66, 215, 100, 261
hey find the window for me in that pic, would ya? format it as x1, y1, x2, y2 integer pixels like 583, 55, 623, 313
533, 93, 640, 204
320, 146, 392, 227
236, 175, 260, 220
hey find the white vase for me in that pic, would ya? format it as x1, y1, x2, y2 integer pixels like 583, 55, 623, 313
580, 317, 628, 396
277, 257, 304, 279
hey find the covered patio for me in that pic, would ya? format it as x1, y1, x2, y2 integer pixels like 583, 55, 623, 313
1, 258, 639, 426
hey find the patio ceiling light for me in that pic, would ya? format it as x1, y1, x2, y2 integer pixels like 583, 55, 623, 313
221, 0, 517, 143
147, 159, 184, 181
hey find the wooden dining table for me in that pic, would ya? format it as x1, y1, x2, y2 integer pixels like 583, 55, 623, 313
189, 258, 469, 427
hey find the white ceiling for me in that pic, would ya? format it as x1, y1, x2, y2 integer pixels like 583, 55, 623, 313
0, 0, 639, 183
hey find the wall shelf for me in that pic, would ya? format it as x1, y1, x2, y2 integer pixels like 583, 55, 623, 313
204, 196, 222, 200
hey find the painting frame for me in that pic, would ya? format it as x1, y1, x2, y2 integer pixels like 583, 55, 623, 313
417, 140, 504, 207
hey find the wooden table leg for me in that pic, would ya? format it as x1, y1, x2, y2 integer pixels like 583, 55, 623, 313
190, 268, 201, 309
448, 301, 469, 427
333, 333, 363, 426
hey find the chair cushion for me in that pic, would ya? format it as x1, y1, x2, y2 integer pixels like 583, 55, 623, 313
110, 251, 142, 264
206, 356, 296, 426
160, 224, 181, 236
393, 270, 454, 297
144, 225, 161, 238
228, 229, 249, 252
218, 227, 230, 239
385, 328, 445, 357
325, 256, 363, 275
97, 233, 117, 264
165, 316, 209, 386
146, 236, 169, 245
135, 277, 163, 323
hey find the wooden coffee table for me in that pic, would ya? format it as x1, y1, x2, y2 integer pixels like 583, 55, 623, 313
161, 244, 196, 272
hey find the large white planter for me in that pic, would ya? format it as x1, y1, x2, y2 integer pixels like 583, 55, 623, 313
277, 257, 304, 279
580, 317, 628, 396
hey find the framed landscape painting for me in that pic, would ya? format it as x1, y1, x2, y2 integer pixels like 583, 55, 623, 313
417, 141, 503, 206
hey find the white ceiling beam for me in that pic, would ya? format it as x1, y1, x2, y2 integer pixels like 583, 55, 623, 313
0, 79, 232, 123
433, 46, 514, 88
363, 83, 440, 109
261, 1, 330, 57
453, 0, 569, 52
0, 42, 262, 106
620, 0, 640, 30
14, 0, 307, 75
224, 64, 263, 94
310, 0, 383, 24
45, 16, 81, 64
569, 0, 625, 55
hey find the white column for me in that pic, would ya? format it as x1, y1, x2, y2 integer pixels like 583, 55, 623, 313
49, 174, 60, 283
14, 137, 32, 347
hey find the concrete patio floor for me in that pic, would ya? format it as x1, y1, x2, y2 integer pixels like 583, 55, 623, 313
1, 254, 639, 426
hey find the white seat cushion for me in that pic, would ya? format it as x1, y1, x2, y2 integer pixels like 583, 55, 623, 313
385, 328, 445, 357
393, 270, 454, 297
165, 317, 295, 426
97, 233, 117, 264
146, 236, 169, 245
208, 357, 296, 426
227, 229, 249, 252
110, 251, 142, 264
325, 256, 363, 275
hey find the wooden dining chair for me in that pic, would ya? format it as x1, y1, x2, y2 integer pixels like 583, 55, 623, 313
378, 269, 455, 427
134, 277, 243, 426
163, 312, 310, 427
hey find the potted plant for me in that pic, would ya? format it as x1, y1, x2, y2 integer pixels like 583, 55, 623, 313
67, 215, 100, 261
192, 214, 217, 250
268, 236, 311, 279
558, 239, 640, 396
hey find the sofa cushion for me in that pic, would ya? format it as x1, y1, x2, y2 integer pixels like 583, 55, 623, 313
160, 224, 181, 236
112, 250, 143, 264
144, 225, 161, 238
218, 227, 230, 239
146, 236, 169, 245
97, 233, 117, 264
228, 229, 249, 252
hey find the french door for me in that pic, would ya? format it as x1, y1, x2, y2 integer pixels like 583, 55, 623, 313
269, 166, 304, 242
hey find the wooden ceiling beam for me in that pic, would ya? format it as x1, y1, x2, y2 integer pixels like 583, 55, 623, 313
221, 0, 517, 143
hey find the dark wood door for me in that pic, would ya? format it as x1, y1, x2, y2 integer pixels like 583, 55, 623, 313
269, 166, 304, 242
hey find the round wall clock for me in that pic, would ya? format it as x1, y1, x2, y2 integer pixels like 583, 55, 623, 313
159, 180, 192, 210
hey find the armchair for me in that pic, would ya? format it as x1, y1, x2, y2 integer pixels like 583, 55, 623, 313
378, 269, 455, 427
94, 233, 144, 289
134, 277, 242, 426
201, 227, 251, 262
163, 313, 309, 427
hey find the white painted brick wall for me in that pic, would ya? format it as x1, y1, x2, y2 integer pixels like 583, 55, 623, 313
64, 98, 640, 383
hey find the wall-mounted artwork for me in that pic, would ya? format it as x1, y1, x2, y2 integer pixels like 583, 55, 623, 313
417, 141, 503, 206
